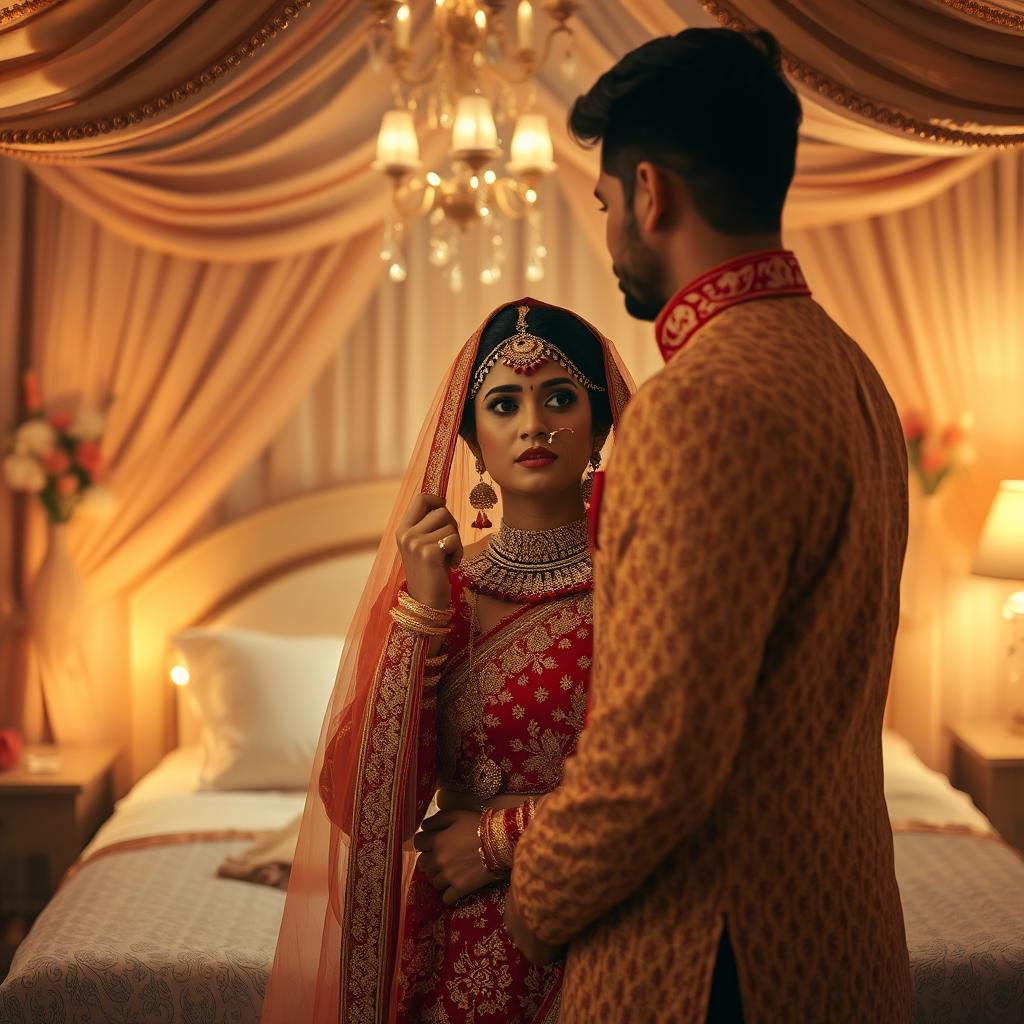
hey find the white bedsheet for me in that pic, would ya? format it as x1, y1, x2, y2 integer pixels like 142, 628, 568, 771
82, 731, 991, 865
882, 729, 992, 832
82, 746, 305, 859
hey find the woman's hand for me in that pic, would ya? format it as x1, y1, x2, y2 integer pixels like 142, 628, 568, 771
396, 493, 463, 611
414, 809, 505, 905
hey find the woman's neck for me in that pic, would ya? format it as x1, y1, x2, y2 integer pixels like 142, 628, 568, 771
499, 487, 586, 532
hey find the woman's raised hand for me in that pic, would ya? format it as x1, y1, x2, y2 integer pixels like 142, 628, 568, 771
396, 493, 463, 611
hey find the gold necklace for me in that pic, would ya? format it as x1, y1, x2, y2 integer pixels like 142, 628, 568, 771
459, 516, 592, 602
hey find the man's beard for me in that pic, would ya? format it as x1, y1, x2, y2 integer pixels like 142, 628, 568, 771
614, 219, 667, 322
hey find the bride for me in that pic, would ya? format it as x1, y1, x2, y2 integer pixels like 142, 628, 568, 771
261, 298, 634, 1024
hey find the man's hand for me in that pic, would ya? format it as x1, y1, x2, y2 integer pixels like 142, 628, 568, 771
504, 886, 563, 965
414, 810, 504, 905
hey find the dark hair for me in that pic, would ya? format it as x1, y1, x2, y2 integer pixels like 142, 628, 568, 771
460, 303, 612, 438
569, 28, 801, 234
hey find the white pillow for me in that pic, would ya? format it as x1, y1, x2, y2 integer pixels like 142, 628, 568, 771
171, 628, 343, 791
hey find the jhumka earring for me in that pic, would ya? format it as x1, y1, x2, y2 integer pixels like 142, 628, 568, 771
470, 457, 498, 529
581, 451, 602, 504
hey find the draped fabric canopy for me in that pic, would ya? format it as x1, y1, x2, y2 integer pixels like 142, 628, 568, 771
1, 0, 1022, 777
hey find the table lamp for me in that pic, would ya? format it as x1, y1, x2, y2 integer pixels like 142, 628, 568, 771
971, 480, 1024, 729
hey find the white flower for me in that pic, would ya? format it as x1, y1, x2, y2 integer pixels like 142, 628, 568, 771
76, 484, 117, 521
2, 453, 46, 493
68, 409, 105, 441
14, 419, 57, 457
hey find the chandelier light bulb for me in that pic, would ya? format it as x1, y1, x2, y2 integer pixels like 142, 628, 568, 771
374, 109, 421, 173
484, 169, 497, 185
451, 95, 498, 156
508, 114, 556, 176
426, 171, 442, 188
394, 4, 412, 49
525, 187, 538, 204
474, 8, 487, 32
389, 260, 408, 283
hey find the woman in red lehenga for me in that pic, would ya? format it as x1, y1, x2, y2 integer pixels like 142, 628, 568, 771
261, 298, 633, 1024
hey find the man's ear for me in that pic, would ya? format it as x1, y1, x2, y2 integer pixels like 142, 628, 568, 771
634, 162, 683, 236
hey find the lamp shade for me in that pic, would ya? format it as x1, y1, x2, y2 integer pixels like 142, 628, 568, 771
374, 109, 421, 173
451, 95, 498, 156
507, 113, 556, 175
972, 480, 1024, 580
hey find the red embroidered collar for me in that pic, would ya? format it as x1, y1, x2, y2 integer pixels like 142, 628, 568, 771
654, 249, 810, 363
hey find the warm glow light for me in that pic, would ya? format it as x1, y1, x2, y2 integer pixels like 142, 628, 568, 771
479, 206, 490, 217
170, 663, 190, 687
395, 4, 412, 49
474, 8, 487, 30
426, 171, 442, 187
1005, 591, 1024, 617
484, 169, 497, 185
374, 109, 420, 172
451, 95, 497, 156
508, 114, 556, 175
972, 481, 1024, 581
525, 187, 538, 203
517, 0, 534, 50
470, 175, 480, 189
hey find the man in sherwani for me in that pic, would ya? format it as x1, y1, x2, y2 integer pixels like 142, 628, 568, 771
504, 28, 914, 1024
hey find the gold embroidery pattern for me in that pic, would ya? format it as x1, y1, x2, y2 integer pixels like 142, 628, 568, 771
702, 0, 1024, 148
438, 594, 591, 793
424, 340, 477, 497
339, 624, 425, 1023
446, 930, 514, 1015
0, 0, 62, 28
0, 1, 314, 152
941, 0, 1024, 31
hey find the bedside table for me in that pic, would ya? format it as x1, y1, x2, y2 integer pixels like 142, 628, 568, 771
949, 721, 1024, 854
0, 744, 119, 916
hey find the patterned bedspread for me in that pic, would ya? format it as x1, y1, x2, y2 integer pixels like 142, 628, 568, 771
0, 830, 1021, 1022
0, 838, 284, 1024
895, 830, 1024, 1024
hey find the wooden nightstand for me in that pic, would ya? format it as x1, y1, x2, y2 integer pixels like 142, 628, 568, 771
0, 744, 119, 916
949, 721, 1024, 854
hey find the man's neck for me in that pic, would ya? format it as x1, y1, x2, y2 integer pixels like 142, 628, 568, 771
662, 231, 785, 300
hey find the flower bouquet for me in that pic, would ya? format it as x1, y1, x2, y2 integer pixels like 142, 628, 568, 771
901, 410, 974, 497
2, 371, 115, 522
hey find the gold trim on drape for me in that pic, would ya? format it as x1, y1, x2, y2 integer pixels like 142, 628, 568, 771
702, 1, 1024, 147
0, 0, 64, 29
940, 0, 1024, 32
0, 0, 313, 150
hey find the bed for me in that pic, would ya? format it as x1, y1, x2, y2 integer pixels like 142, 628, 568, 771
1, 482, 1022, 1023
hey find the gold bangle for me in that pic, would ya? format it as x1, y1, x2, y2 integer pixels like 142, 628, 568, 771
478, 809, 500, 873
487, 808, 516, 869
397, 590, 454, 625
389, 607, 451, 638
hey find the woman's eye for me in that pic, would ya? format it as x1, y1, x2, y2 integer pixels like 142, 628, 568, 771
488, 398, 517, 415
546, 390, 577, 410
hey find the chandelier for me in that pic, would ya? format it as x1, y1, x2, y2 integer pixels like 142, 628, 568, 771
368, 0, 579, 291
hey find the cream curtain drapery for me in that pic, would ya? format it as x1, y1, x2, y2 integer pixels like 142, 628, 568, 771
1, 0, 1022, 779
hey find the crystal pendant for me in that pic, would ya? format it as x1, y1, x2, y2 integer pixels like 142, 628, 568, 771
389, 259, 407, 283
429, 237, 452, 268
379, 219, 396, 263
449, 262, 464, 293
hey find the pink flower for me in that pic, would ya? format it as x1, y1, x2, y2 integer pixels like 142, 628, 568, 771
0, 728, 22, 771
939, 424, 964, 448
920, 449, 947, 474
42, 450, 71, 475
75, 440, 104, 475
55, 473, 80, 497
22, 371, 41, 414
901, 410, 927, 442
48, 412, 73, 431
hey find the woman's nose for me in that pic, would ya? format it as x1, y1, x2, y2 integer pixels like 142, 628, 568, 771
519, 402, 547, 440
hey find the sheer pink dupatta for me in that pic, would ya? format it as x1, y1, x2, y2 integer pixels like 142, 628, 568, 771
261, 298, 634, 1024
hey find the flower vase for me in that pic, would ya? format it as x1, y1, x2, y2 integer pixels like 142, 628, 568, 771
26, 522, 100, 743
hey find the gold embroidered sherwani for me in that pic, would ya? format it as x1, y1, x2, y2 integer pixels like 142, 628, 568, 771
511, 251, 914, 1023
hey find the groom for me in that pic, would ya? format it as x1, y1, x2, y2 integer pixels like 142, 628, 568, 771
504, 28, 913, 1024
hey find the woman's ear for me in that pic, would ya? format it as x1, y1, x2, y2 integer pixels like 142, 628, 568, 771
463, 433, 482, 462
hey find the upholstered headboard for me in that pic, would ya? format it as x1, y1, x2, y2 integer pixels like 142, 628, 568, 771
128, 479, 399, 784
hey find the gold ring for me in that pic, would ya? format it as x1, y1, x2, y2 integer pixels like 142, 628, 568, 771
438, 537, 448, 553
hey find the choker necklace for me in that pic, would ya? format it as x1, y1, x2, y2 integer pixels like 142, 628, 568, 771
459, 516, 592, 603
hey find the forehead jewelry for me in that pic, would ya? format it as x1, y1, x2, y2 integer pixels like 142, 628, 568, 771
469, 306, 607, 400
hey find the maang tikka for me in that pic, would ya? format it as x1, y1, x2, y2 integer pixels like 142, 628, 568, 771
582, 451, 601, 504
470, 457, 498, 529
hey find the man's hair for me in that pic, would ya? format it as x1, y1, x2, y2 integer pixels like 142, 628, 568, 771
569, 29, 802, 234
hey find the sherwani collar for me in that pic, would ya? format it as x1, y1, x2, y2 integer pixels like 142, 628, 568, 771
654, 248, 811, 363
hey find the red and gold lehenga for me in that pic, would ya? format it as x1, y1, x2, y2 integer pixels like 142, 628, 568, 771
261, 298, 633, 1024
